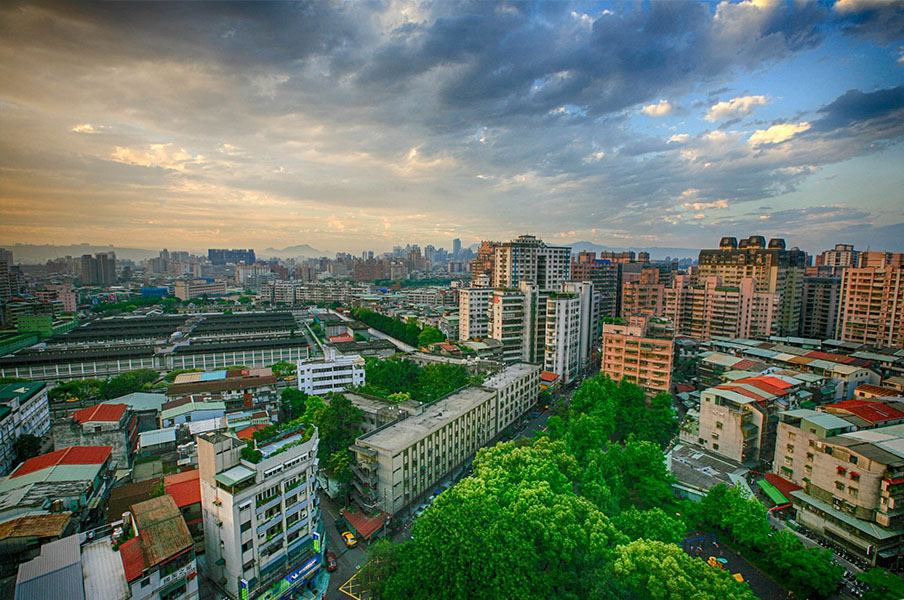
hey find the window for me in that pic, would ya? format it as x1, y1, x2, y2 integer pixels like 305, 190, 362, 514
712, 433, 719, 440
140, 578, 150, 588
806, 452, 814, 462
849, 487, 859, 498
788, 431, 796, 441
784, 456, 793, 466
241, 520, 251, 533
715, 421, 723, 430
850, 472, 860, 481
849, 455, 859, 465
786, 444, 795, 452
835, 481, 845, 490
712, 443, 719, 451
837, 466, 847, 475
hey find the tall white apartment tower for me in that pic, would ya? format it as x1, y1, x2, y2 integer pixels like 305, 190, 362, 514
199, 426, 322, 600
493, 235, 571, 289
459, 287, 494, 341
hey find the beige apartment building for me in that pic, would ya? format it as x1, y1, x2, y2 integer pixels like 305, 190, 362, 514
696, 236, 806, 336
664, 275, 779, 341
350, 364, 540, 516
836, 253, 904, 348
786, 424, 904, 566
620, 266, 665, 317
493, 235, 571, 289
174, 279, 227, 301
600, 316, 673, 396
459, 288, 493, 340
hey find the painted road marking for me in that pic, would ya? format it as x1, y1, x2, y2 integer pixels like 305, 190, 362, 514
328, 509, 338, 519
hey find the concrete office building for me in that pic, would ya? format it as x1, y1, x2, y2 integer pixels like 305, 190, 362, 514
545, 283, 597, 384
199, 426, 321, 600
837, 254, 904, 348
816, 243, 860, 268
697, 236, 806, 336
570, 253, 620, 318
174, 279, 228, 301
208, 249, 256, 266
350, 386, 497, 516
601, 316, 674, 397
297, 350, 365, 396
484, 363, 542, 434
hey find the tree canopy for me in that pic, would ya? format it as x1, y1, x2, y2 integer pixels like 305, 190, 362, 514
350, 308, 422, 347
357, 357, 470, 403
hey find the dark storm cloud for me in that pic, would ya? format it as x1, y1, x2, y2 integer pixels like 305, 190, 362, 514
812, 85, 904, 131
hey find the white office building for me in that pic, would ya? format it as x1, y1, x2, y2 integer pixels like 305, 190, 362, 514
458, 288, 493, 341
297, 350, 365, 396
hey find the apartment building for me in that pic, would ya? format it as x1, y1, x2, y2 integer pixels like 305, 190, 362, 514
493, 235, 571, 289
570, 253, 620, 318
697, 236, 806, 336
470, 241, 500, 287
297, 351, 365, 395
199, 426, 321, 600
489, 288, 528, 362
350, 387, 498, 516
816, 243, 860, 268
484, 363, 542, 434
458, 288, 493, 340
786, 423, 904, 566
621, 266, 665, 317
694, 375, 801, 466
664, 275, 779, 341
601, 316, 674, 397
174, 279, 228, 301
836, 254, 904, 348
800, 276, 842, 340
0, 382, 50, 476
545, 283, 598, 384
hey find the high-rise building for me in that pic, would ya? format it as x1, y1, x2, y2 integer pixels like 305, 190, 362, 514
470, 241, 500, 287
621, 266, 666, 317
78, 252, 116, 286
570, 254, 620, 318
0, 250, 12, 304
697, 236, 806, 336
601, 315, 674, 397
493, 235, 571, 289
800, 276, 842, 340
459, 288, 493, 340
664, 275, 779, 341
198, 425, 322, 600
545, 282, 598, 383
208, 249, 256, 265
836, 253, 904, 348
452, 238, 461, 258
815, 243, 859, 268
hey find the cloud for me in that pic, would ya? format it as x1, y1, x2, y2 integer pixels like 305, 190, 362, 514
640, 100, 673, 117
71, 123, 106, 133
748, 122, 811, 146
111, 143, 206, 171
705, 95, 770, 121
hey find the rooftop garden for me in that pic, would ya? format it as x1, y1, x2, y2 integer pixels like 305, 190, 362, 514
241, 418, 313, 464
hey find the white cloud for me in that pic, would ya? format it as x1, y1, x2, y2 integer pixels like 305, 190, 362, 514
748, 122, 811, 146
833, 0, 896, 14
668, 134, 689, 143
640, 100, 673, 117
111, 143, 206, 170
582, 151, 605, 164
705, 95, 770, 121
71, 123, 110, 134
683, 199, 729, 210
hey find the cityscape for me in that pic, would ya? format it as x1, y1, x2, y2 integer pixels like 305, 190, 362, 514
2, 2, 904, 600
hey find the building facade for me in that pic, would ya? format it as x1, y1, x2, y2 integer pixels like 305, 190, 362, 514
199, 426, 321, 600
297, 351, 365, 396
601, 316, 674, 397
836, 255, 904, 348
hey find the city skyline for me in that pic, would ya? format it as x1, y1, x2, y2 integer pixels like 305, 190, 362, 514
2, 1, 903, 254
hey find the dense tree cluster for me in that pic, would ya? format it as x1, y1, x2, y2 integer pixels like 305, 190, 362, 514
350, 308, 423, 347
49, 368, 159, 403
357, 357, 470, 403
362, 373, 844, 600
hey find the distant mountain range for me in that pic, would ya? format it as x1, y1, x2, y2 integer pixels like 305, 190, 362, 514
1, 243, 160, 264
262, 244, 328, 259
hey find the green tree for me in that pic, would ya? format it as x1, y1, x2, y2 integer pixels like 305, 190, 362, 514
307, 394, 363, 460
417, 326, 446, 347
327, 450, 353, 507
281, 388, 309, 422
359, 539, 400, 598
857, 567, 904, 600
639, 392, 679, 449
14, 434, 42, 463
612, 507, 685, 545
100, 369, 159, 400
609, 438, 675, 510
614, 539, 756, 600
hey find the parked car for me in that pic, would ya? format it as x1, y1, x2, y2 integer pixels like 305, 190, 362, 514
341, 531, 357, 548
326, 551, 338, 572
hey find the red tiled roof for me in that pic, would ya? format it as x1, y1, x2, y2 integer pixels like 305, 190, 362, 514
165, 470, 201, 508
119, 536, 146, 582
732, 359, 760, 371
340, 508, 388, 541
72, 403, 127, 423
11, 446, 113, 478
329, 334, 355, 343
765, 472, 803, 498
718, 384, 768, 402
758, 376, 794, 390
829, 399, 904, 424
540, 371, 560, 382
674, 383, 695, 394
805, 350, 855, 364
744, 380, 790, 397
237, 424, 268, 441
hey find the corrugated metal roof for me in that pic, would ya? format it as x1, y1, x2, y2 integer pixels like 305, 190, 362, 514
0, 513, 72, 541
200, 370, 228, 382
15, 535, 80, 582
138, 427, 177, 448
131, 496, 192, 567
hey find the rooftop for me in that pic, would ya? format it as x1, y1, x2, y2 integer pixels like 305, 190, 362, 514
14, 535, 86, 600
72, 403, 127, 424
358, 386, 496, 453
164, 470, 201, 508
0, 513, 72, 541
11, 446, 112, 478
826, 399, 904, 425
130, 495, 192, 569
483, 362, 540, 389
0, 382, 45, 404
105, 392, 166, 412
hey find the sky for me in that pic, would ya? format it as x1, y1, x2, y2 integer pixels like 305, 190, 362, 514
1, 0, 903, 256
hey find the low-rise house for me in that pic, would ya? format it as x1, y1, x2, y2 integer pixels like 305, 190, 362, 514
53, 403, 138, 469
